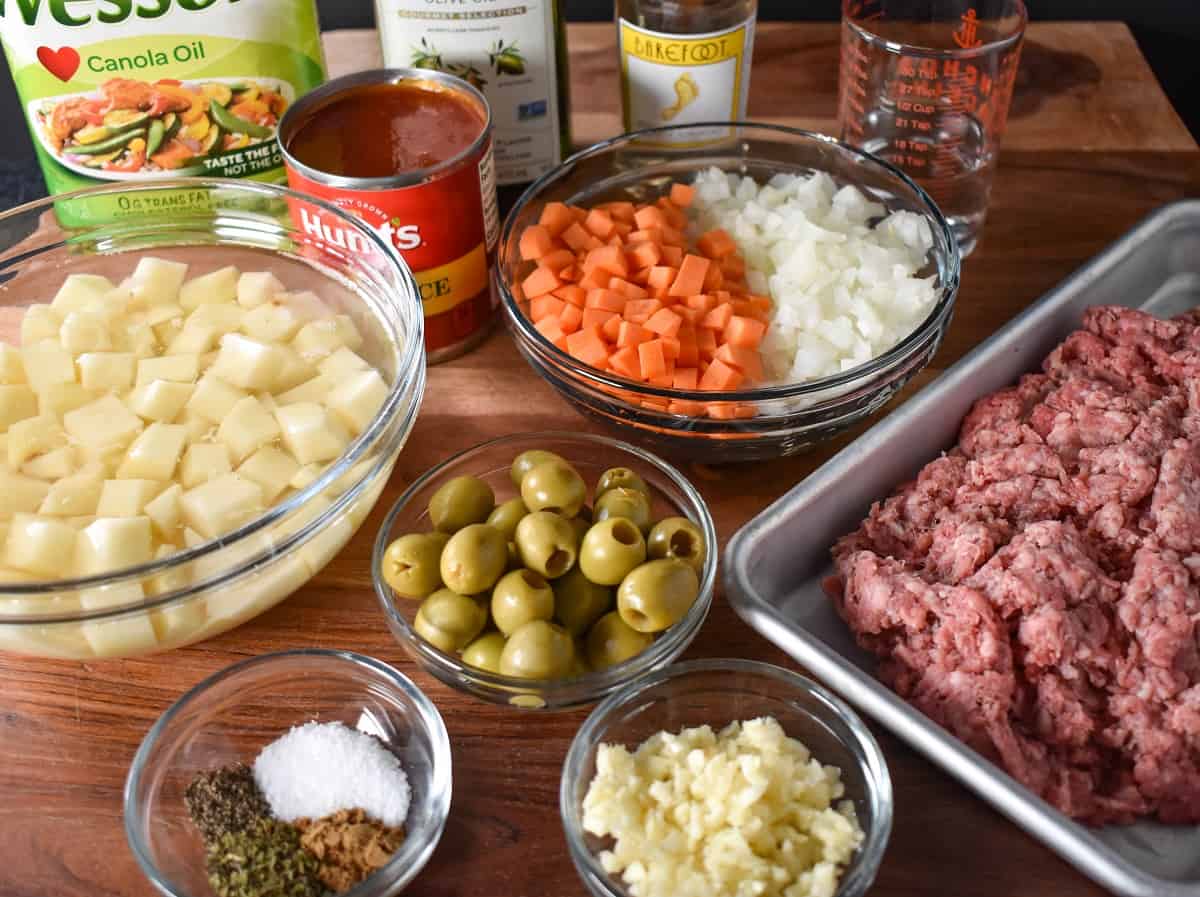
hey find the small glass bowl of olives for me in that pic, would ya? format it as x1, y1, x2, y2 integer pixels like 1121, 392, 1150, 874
371, 432, 717, 710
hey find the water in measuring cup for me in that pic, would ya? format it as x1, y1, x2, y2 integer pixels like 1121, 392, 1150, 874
840, 14, 1023, 255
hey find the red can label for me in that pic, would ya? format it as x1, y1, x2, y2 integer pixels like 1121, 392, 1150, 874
285, 138, 499, 356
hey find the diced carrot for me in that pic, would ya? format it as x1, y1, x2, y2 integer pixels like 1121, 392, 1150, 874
714, 290, 732, 304
520, 224, 555, 260
572, 205, 588, 221
565, 326, 609, 366
522, 265, 561, 298
629, 268, 651, 285
585, 288, 626, 313
715, 344, 764, 382
644, 307, 683, 338
669, 399, 707, 416
609, 345, 642, 379
669, 254, 711, 298
669, 182, 695, 208
530, 294, 566, 322
696, 327, 718, 360
720, 254, 746, 280
538, 202, 575, 236
562, 221, 596, 252
558, 265, 580, 282
660, 225, 687, 248
599, 201, 637, 224
724, 315, 767, 348
623, 298, 663, 324
661, 336, 681, 361
638, 339, 668, 379
676, 306, 704, 325
613, 221, 634, 238
648, 372, 675, 388
677, 325, 699, 368
672, 367, 699, 390
646, 266, 677, 291
699, 358, 744, 391
606, 233, 624, 247
627, 228, 663, 245
534, 315, 565, 345
702, 262, 724, 292
746, 294, 773, 314
617, 320, 651, 347
582, 308, 619, 331
537, 248, 576, 273
559, 303, 583, 334
610, 279, 648, 302
584, 244, 630, 278
655, 198, 688, 230
695, 228, 733, 259
601, 314, 622, 342
578, 267, 611, 291
705, 402, 751, 420
627, 241, 662, 270
685, 293, 717, 312
701, 302, 733, 331
554, 285, 586, 307
633, 205, 666, 230
584, 208, 615, 239
661, 245, 683, 267
642, 398, 671, 413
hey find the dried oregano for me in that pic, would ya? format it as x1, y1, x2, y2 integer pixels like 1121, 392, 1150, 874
205, 817, 324, 897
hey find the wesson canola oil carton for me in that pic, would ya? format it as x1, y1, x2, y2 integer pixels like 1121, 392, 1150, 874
0, 0, 326, 222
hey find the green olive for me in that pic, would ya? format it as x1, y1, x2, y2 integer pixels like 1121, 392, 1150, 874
514, 511, 578, 579
568, 642, 591, 678
510, 449, 568, 487
595, 467, 650, 500
439, 523, 508, 595
579, 517, 646, 586
568, 514, 591, 547
646, 516, 707, 573
414, 588, 487, 653
617, 558, 700, 633
486, 497, 529, 541
506, 541, 522, 570
491, 568, 555, 635
552, 565, 615, 636
499, 620, 574, 679
462, 631, 507, 674
429, 475, 495, 533
593, 487, 653, 534
521, 460, 587, 518
586, 611, 654, 671
381, 531, 448, 598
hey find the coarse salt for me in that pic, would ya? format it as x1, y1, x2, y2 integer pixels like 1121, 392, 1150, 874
253, 721, 410, 826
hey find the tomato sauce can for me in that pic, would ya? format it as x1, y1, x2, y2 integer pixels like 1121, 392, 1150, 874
278, 69, 500, 363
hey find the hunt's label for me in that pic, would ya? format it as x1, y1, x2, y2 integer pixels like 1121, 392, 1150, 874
618, 17, 754, 144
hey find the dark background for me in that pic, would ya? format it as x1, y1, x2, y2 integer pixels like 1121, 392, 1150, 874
0, 0, 1196, 205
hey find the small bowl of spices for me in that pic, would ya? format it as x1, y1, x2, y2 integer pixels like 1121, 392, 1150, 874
124, 649, 451, 897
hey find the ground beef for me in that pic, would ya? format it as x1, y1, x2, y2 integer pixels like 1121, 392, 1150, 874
831, 305, 1200, 825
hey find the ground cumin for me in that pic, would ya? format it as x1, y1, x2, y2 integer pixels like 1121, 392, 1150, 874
294, 808, 405, 893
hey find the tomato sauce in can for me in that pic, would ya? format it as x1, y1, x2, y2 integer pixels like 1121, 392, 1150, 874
279, 69, 499, 362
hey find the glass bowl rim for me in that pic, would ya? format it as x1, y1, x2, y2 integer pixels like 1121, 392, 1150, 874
123, 647, 453, 897
0, 177, 425, 610
371, 430, 718, 705
559, 657, 894, 897
497, 121, 961, 403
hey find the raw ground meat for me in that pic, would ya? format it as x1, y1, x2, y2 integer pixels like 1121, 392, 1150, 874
831, 305, 1200, 825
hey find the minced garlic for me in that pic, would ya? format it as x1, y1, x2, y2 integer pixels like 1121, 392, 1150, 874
581, 716, 864, 897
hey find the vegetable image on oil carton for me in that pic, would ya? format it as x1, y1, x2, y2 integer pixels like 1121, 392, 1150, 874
0, 0, 326, 222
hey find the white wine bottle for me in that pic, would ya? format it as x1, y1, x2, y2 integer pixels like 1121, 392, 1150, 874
616, 0, 758, 143
375, 0, 572, 208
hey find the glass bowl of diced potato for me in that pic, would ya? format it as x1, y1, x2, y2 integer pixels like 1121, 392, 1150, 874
0, 179, 425, 659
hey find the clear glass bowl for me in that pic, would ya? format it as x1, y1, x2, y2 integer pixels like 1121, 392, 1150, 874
124, 649, 451, 897
372, 431, 717, 710
0, 179, 425, 660
561, 658, 894, 897
497, 123, 960, 462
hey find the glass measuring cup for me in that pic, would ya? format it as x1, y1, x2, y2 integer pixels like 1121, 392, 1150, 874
839, 0, 1026, 255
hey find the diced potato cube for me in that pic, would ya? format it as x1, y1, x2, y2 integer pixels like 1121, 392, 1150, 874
183, 526, 205, 548
60, 310, 113, 354
96, 479, 164, 517
275, 402, 348, 465
50, 273, 114, 314
4, 513, 77, 576
20, 305, 60, 345
186, 373, 247, 423
7, 414, 65, 467
118, 321, 158, 358
1, 468, 51, 517
180, 473, 264, 539
79, 583, 158, 657
325, 368, 388, 435
78, 516, 153, 573
209, 334, 287, 391
166, 321, 220, 355
22, 341, 75, 392
126, 379, 194, 422
0, 344, 26, 384
186, 302, 244, 334
151, 318, 184, 350
37, 382, 94, 420
116, 422, 187, 481
241, 302, 308, 343
65, 515, 96, 529
63, 395, 144, 453
22, 446, 76, 481
78, 352, 136, 392
317, 347, 369, 379
146, 543, 193, 600
136, 354, 199, 387
38, 465, 103, 517
180, 442, 232, 488
293, 315, 362, 358
216, 395, 281, 463
143, 482, 182, 539
143, 303, 184, 328
290, 463, 322, 490
238, 446, 300, 503
0, 384, 38, 431
237, 271, 285, 309
130, 257, 188, 307
179, 265, 239, 310
277, 373, 334, 405
178, 412, 214, 442
273, 346, 317, 392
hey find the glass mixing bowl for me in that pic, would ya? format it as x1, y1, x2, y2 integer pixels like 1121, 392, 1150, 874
0, 179, 425, 659
497, 123, 960, 462
125, 649, 451, 897
372, 431, 717, 710
561, 658, 894, 897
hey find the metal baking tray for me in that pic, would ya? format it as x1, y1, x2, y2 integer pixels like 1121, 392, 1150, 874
724, 201, 1200, 897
